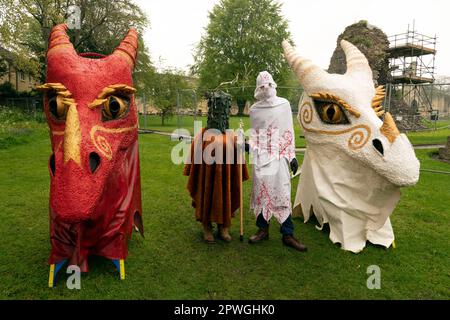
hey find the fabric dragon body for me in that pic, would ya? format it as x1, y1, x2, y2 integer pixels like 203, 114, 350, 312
283, 39, 420, 253
37, 24, 143, 279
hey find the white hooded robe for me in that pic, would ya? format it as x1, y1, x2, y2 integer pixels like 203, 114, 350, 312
249, 95, 296, 224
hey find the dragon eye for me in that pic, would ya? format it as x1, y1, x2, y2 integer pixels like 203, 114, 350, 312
102, 95, 129, 121
323, 104, 343, 123
314, 100, 349, 125
47, 92, 68, 121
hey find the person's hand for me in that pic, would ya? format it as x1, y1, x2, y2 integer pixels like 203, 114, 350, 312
290, 158, 298, 175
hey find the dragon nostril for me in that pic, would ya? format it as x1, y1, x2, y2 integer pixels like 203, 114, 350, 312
89, 152, 101, 173
49, 154, 56, 176
372, 139, 384, 156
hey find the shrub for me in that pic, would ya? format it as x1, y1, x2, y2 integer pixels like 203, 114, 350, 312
0, 105, 46, 149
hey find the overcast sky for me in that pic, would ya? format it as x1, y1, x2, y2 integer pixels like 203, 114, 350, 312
136, 0, 450, 77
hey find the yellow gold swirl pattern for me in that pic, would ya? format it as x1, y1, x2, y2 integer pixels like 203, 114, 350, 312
301, 101, 313, 124
95, 136, 113, 160
90, 125, 137, 160
347, 129, 370, 150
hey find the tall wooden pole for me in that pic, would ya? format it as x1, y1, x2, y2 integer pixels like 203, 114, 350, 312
237, 120, 244, 242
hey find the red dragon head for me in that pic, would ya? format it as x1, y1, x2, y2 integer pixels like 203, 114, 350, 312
38, 24, 142, 227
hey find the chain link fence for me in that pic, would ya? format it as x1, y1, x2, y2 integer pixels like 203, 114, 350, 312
385, 83, 450, 131
1, 83, 448, 133
0, 96, 45, 121
138, 86, 304, 133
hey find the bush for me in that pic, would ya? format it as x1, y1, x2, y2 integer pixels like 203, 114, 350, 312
0, 82, 18, 97
0, 105, 46, 149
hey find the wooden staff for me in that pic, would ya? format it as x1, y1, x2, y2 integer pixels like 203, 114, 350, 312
237, 120, 245, 242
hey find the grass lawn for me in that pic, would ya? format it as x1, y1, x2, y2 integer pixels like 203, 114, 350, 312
422, 118, 450, 130
0, 118, 449, 299
406, 128, 450, 146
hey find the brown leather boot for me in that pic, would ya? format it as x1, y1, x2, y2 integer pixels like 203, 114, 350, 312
203, 225, 215, 244
248, 228, 269, 244
218, 225, 232, 242
282, 235, 307, 252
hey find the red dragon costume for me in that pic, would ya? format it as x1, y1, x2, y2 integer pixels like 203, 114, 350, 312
37, 24, 143, 286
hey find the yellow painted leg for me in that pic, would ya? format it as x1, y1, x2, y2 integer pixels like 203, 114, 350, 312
48, 264, 55, 288
119, 259, 125, 280
392, 240, 396, 249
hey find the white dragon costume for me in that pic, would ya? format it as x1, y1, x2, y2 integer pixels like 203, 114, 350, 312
283, 40, 420, 253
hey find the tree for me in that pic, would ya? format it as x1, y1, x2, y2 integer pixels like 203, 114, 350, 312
192, 0, 292, 115
151, 68, 192, 125
134, 38, 156, 99
0, 0, 154, 85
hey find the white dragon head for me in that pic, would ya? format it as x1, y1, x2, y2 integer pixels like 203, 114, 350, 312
282, 40, 420, 187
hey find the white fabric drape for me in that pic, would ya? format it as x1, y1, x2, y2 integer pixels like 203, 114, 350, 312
294, 144, 399, 253
249, 96, 296, 224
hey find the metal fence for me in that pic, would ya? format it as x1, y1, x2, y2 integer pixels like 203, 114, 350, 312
138, 86, 304, 132
2, 83, 448, 133
138, 83, 450, 133
0, 96, 44, 120
384, 83, 450, 130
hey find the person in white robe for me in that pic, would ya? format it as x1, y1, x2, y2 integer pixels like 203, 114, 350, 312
247, 71, 307, 252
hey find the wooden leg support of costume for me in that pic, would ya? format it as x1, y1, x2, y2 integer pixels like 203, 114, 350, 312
112, 259, 125, 280
48, 259, 67, 288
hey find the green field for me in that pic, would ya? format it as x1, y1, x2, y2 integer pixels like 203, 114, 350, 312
0, 112, 449, 299
406, 129, 450, 146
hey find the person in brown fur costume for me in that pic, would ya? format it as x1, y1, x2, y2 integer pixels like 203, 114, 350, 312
184, 92, 249, 243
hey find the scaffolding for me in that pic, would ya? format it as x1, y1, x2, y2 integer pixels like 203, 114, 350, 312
386, 23, 437, 122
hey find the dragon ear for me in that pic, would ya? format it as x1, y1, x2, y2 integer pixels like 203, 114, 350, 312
112, 28, 139, 68
47, 24, 77, 57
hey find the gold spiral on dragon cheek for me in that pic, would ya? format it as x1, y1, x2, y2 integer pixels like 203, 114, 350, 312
348, 128, 370, 150
301, 102, 313, 124
90, 125, 137, 161
95, 135, 113, 160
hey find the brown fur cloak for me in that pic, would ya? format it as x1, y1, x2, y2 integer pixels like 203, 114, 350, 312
183, 128, 249, 228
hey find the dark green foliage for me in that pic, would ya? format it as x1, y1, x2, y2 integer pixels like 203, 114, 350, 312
0, 82, 18, 97
0, 0, 153, 83
151, 69, 193, 125
192, 0, 293, 110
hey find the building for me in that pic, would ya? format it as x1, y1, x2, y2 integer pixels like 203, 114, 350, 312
0, 47, 39, 93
